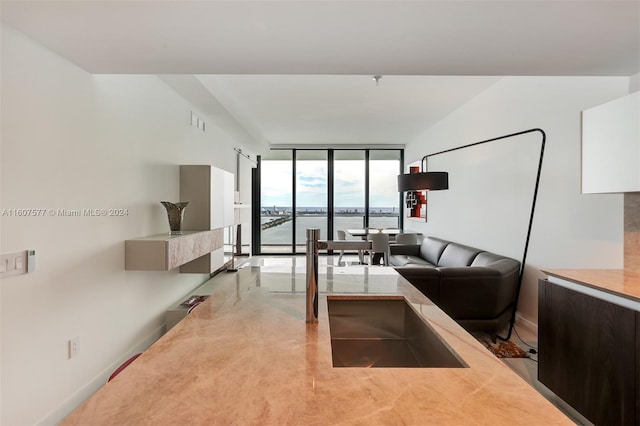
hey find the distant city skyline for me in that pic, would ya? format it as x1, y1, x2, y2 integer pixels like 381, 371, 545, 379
261, 206, 398, 212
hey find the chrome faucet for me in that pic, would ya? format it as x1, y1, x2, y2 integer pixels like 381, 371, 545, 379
306, 228, 320, 323
306, 228, 357, 323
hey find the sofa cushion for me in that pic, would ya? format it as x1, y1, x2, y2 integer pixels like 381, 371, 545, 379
437, 243, 482, 267
419, 237, 449, 265
406, 256, 434, 266
389, 254, 434, 267
389, 255, 408, 267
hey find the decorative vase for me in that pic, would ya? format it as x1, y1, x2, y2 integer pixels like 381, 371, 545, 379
161, 201, 189, 235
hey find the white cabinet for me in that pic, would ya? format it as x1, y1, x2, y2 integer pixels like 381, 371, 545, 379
582, 91, 640, 193
179, 165, 234, 273
180, 165, 234, 230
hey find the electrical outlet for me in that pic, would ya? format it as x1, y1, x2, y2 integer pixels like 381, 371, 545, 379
68, 336, 80, 359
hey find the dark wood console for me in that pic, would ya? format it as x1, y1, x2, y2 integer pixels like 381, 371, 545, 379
538, 278, 639, 425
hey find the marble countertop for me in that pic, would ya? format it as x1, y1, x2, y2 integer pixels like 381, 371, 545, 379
543, 269, 640, 302
64, 265, 570, 425
126, 230, 210, 241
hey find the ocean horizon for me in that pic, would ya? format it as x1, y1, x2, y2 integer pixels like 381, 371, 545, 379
260, 214, 400, 245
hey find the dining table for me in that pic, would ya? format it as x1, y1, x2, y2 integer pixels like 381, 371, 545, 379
346, 229, 411, 265
346, 228, 403, 238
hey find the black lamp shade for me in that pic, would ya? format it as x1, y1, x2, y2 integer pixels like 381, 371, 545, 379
397, 171, 449, 192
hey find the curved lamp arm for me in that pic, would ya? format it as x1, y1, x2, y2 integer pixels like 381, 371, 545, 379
398, 128, 546, 341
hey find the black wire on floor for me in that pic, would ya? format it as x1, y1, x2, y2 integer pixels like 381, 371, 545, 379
513, 325, 538, 350
512, 325, 539, 362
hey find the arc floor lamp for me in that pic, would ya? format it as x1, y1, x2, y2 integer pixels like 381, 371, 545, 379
397, 128, 546, 341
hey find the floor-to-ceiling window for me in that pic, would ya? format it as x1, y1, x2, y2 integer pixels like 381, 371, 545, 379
369, 150, 402, 229
334, 150, 366, 239
255, 148, 403, 254
259, 150, 293, 253
295, 150, 328, 253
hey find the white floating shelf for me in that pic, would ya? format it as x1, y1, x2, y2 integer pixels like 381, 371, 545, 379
125, 229, 224, 271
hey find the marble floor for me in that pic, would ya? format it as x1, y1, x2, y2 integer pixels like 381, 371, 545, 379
233, 254, 591, 425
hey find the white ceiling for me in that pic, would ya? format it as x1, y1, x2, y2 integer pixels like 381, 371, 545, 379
2, 0, 639, 150
196, 74, 501, 145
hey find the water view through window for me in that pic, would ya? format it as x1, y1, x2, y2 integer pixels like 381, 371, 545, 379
369, 150, 402, 229
258, 149, 402, 254
334, 150, 365, 240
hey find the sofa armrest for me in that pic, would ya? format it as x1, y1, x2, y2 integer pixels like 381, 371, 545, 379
479, 258, 521, 275
394, 266, 440, 303
437, 266, 518, 320
389, 244, 420, 256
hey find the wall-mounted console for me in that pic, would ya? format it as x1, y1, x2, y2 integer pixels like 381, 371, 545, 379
125, 229, 223, 271
125, 164, 235, 273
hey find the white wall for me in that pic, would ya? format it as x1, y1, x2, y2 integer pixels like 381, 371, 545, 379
0, 25, 256, 425
236, 154, 254, 254
404, 76, 629, 327
630, 72, 639, 92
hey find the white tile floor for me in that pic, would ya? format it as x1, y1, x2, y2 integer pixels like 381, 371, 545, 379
234, 254, 591, 425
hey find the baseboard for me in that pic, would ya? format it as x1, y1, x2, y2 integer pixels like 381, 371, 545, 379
514, 312, 538, 335
38, 323, 166, 425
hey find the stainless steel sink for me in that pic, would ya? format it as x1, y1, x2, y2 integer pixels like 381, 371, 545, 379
327, 296, 468, 368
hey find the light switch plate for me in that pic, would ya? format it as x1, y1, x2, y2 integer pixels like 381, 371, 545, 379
0, 250, 29, 278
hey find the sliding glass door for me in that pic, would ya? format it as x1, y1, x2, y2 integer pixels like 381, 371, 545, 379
295, 150, 328, 253
259, 150, 293, 253
255, 148, 402, 254
334, 150, 366, 239
369, 150, 402, 229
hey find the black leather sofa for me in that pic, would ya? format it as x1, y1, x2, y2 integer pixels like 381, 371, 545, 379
390, 236, 520, 339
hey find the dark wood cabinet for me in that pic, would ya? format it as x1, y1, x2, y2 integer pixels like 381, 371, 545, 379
538, 279, 639, 426
636, 311, 640, 426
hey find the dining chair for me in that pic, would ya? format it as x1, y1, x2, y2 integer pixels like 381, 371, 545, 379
336, 230, 347, 265
336, 230, 366, 265
395, 233, 418, 245
368, 233, 390, 266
